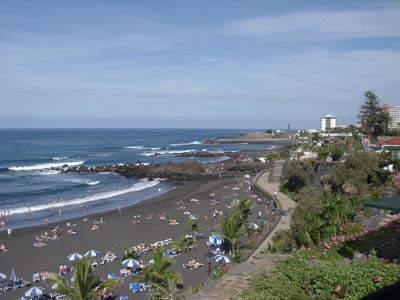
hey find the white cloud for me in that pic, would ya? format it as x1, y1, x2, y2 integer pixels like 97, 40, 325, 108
220, 8, 400, 41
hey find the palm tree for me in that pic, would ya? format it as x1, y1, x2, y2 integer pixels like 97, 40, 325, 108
321, 193, 341, 239
135, 247, 181, 285
148, 273, 185, 300
236, 198, 253, 223
217, 212, 243, 257
47, 258, 119, 300
122, 246, 140, 260
171, 235, 195, 254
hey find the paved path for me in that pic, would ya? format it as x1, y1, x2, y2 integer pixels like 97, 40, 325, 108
189, 160, 297, 300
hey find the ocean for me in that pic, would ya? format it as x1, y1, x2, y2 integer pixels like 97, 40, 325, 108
0, 129, 270, 229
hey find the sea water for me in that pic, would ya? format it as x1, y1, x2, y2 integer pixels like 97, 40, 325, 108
0, 128, 270, 229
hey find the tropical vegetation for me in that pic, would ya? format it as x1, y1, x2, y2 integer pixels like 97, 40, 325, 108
48, 258, 119, 300
241, 245, 400, 300
130, 247, 184, 299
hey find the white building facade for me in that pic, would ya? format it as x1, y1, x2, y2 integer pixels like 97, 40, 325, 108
320, 114, 338, 132
388, 106, 400, 130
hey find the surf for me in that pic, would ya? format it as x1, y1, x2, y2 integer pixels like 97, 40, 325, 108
8, 161, 85, 171
3, 179, 160, 215
169, 141, 202, 146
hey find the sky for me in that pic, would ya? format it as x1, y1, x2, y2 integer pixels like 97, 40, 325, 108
1, 0, 400, 129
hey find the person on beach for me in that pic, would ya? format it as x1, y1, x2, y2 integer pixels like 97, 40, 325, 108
7, 228, 12, 239
0, 244, 7, 252
204, 214, 208, 222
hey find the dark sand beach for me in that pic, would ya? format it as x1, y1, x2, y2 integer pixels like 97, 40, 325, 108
0, 175, 273, 299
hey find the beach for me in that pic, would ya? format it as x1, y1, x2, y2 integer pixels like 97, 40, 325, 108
0, 174, 274, 299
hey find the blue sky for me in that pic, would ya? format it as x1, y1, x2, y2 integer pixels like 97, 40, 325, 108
1, 0, 400, 129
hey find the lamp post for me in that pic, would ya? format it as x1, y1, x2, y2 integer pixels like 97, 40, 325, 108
204, 252, 212, 278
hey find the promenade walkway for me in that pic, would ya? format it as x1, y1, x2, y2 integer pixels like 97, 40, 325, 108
189, 160, 297, 300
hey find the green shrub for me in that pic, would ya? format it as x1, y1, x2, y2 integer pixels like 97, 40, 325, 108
241, 248, 400, 300
269, 230, 296, 253
281, 160, 315, 193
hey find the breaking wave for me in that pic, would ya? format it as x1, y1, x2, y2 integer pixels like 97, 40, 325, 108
124, 146, 145, 149
8, 161, 85, 171
4, 179, 160, 215
141, 149, 195, 157
169, 141, 202, 146
52, 156, 68, 161
86, 181, 100, 186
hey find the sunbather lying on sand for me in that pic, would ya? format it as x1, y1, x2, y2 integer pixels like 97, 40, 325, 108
67, 229, 78, 234
183, 258, 203, 270
33, 242, 47, 248
169, 219, 179, 225
90, 224, 99, 231
0, 244, 7, 252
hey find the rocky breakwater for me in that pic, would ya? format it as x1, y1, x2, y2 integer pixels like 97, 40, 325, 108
64, 160, 270, 181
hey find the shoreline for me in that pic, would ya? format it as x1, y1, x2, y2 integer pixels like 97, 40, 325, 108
0, 180, 177, 232
0, 173, 275, 300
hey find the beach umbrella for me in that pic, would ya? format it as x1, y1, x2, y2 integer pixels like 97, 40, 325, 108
0, 272, 6, 280
25, 287, 45, 298
122, 259, 140, 269
10, 268, 16, 282
67, 253, 83, 262
107, 273, 123, 280
84, 249, 101, 257
207, 234, 223, 247
215, 255, 231, 264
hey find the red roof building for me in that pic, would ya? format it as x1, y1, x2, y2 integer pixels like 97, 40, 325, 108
376, 137, 400, 146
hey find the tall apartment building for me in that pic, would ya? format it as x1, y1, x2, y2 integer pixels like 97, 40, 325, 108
320, 114, 338, 132
387, 106, 400, 130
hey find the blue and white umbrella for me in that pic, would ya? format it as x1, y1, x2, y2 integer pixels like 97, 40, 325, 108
0, 272, 6, 280
84, 249, 101, 257
207, 234, 223, 247
24, 287, 45, 297
108, 273, 123, 280
122, 259, 140, 269
67, 253, 83, 262
215, 255, 231, 264
10, 268, 16, 282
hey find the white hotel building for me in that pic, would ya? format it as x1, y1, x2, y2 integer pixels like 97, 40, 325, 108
320, 114, 338, 132
387, 106, 400, 130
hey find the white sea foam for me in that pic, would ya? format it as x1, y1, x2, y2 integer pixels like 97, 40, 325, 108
169, 141, 202, 146
141, 149, 195, 157
5, 179, 160, 215
124, 146, 145, 149
150, 147, 161, 150
86, 181, 100, 186
36, 170, 62, 176
52, 156, 68, 161
8, 161, 85, 171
